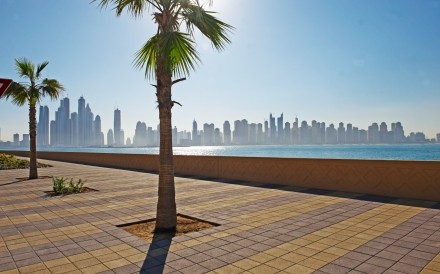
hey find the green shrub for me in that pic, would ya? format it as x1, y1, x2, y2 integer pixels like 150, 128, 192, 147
0, 153, 51, 169
52, 177, 86, 195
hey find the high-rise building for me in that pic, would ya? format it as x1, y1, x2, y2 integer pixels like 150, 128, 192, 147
368, 123, 380, 144
134, 121, 147, 146
214, 128, 221, 145
325, 124, 337, 144
346, 123, 353, 144
85, 104, 94, 145
257, 123, 264, 145
114, 108, 122, 146
269, 113, 276, 143
94, 115, 104, 146
223, 121, 231, 145
107, 129, 114, 146
337, 122, 345, 144
37, 105, 49, 146
263, 120, 269, 144
192, 120, 199, 146
277, 113, 284, 144
71, 112, 78, 146
78, 96, 86, 146
202, 123, 214, 146
249, 123, 257, 145
299, 121, 309, 144
13, 133, 19, 146
379, 122, 388, 143
284, 122, 291, 144
22, 134, 30, 147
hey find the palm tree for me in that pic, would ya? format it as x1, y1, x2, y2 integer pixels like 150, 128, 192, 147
2, 58, 64, 179
95, 0, 233, 231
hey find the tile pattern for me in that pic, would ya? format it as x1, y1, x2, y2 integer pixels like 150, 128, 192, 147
0, 159, 439, 274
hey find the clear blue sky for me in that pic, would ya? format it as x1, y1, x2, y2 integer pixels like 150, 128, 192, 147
1, 0, 439, 142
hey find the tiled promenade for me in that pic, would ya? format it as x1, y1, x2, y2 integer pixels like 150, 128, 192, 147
1, 160, 440, 274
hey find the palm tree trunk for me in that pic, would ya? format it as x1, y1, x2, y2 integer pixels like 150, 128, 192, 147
155, 70, 177, 232
29, 103, 38, 179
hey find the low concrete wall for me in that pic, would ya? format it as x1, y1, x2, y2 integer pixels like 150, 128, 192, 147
5, 151, 440, 202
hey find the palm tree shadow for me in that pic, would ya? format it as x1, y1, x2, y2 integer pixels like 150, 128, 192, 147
140, 230, 175, 273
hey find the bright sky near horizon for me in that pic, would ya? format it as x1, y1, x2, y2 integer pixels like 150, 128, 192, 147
1, 0, 439, 142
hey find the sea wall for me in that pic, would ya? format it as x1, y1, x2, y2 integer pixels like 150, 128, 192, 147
6, 151, 440, 202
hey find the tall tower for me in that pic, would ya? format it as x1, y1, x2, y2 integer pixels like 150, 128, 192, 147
269, 113, 276, 144
114, 108, 122, 146
277, 113, 284, 144
192, 120, 198, 145
223, 121, 231, 145
78, 96, 86, 146
85, 104, 94, 145
37, 105, 49, 146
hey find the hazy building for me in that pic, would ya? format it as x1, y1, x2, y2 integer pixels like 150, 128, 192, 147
269, 113, 276, 144
249, 123, 257, 145
214, 128, 222, 145
78, 96, 86, 146
299, 121, 309, 144
134, 121, 147, 146
126, 138, 132, 146
203, 123, 214, 146
114, 108, 122, 146
107, 129, 114, 146
359, 129, 368, 143
84, 104, 94, 146
94, 115, 104, 146
172, 126, 178, 146
37, 105, 49, 146
223, 121, 231, 145
264, 120, 269, 144
379, 122, 388, 143
437, 133, 440, 143
277, 113, 284, 144
257, 123, 264, 144
325, 124, 337, 144
192, 120, 199, 146
353, 127, 359, 144
284, 122, 291, 144
13, 133, 19, 146
346, 123, 353, 144
71, 112, 78, 146
22, 134, 30, 147
368, 123, 380, 144
337, 122, 345, 144
291, 121, 299, 144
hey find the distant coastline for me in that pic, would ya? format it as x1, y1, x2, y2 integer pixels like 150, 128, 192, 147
2, 144, 440, 161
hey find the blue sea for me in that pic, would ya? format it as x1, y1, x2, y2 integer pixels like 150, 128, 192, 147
3, 144, 440, 161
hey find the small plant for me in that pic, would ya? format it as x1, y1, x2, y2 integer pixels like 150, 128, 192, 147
0, 153, 51, 170
52, 177, 86, 195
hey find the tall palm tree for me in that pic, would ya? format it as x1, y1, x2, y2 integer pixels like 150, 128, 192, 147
2, 58, 64, 179
95, 0, 233, 231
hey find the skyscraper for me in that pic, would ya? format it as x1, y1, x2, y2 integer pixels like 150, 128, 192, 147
223, 121, 231, 145
269, 113, 276, 144
94, 115, 104, 146
107, 129, 114, 146
37, 105, 49, 146
277, 113, 284, 144
192, 120, 199, 145
78, 96, 86, 146
114, 108, 122, 146
85, 104, 94, 145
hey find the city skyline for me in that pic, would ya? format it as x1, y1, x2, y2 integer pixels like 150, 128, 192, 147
1, 96, 438, 146
1, 1, 440, 141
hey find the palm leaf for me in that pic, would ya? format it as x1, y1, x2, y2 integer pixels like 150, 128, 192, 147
40, 78, 65, 100
94, 0, 161, 17
15, 58, 35, 81
1, 82, 28, 106
134, 31, 200, 79
182, 4, 234, 50
35, 61, 49, 79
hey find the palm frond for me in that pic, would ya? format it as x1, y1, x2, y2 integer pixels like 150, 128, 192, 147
134, 31, 200, 79
40, 78, 65, 100
94, 0, 161, 17
15, 58, 35, 81
36, 61, 49, 79
1, 82, 29, 106
182, 4, 234, 50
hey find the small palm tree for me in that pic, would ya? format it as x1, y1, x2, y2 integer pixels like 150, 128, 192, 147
2, 58, 64, 179
95, 0, 233, 231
